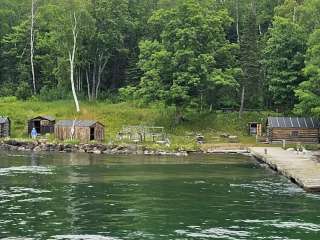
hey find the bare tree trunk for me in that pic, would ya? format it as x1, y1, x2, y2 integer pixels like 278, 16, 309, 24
96, 53, 108, 100
258, 24, 262, 35
239, 86, 245, 118
69, 13, 80, 113
91, 62, 96, 101
236, 0, 240, 43
200, 92, 203, 113
78, 68, 81, 92
86, 70, 91, 101
30, 0, 36, 94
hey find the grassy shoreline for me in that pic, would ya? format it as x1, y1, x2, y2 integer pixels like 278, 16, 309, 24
0, 99, 275, 151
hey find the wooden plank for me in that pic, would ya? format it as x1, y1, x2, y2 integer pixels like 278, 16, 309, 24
250, 147, 320, 192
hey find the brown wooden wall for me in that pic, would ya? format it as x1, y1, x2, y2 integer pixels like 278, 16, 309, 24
55, 124, 105, 143
267, 127, 319, 143
0, 122, 10, 138
94, 123, 105, 142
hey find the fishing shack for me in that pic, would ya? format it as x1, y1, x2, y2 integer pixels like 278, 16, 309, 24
28, 115, 55, 136
54, 120, 105, 143
0, 116, 10, 138
266, 117, 320, 143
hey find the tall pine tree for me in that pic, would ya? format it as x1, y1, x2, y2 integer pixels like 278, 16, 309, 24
239, 1, 261, 111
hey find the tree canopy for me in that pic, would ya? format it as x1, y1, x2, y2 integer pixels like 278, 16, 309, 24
1, 0, 320, 118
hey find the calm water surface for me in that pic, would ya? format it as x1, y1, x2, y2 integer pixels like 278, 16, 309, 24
0, 151, 320, 240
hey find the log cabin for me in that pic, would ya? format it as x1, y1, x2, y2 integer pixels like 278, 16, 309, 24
54, 120, 105, 143
267, 117, 320, 143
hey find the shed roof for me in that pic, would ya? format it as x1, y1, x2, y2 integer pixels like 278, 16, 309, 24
0, 116, 9, 124
30, 115, 55, 121
55, 120, 103, 127
267, 117, 320, 129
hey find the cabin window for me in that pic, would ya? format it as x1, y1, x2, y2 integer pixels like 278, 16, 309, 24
291, 131, 299, 137
90, 127, 95, 141
41, 120, 49, 126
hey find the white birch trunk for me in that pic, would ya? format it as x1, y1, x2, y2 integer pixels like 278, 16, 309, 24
239, 86, 245, 118
91, 62, 96, 101
30, 0, 36, 94
69, 13, 80, 113
236, 0, 240, 43
96, 53, 108, 100
86, 70, 91, 101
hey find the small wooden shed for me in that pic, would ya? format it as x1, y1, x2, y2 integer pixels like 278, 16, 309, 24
28, 115, 56, 136
54, 120, 105, 143
0, 117, 10, 138
248, 122, 262, 136
267, 117, 320, 143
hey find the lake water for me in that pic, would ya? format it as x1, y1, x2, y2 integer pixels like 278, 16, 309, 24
0, 151, 320, 240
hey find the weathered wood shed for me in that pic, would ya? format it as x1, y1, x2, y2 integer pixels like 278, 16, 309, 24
248, 122, 262, 136
0, 117, 10, 138
28, 115, 55, 136
54, 120, 105, 143
267, 117, 320, 143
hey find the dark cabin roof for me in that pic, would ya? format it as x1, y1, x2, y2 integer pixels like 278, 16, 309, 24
0, 117, 9, 124
267, 117, 320, 129
55, 120, 103, 127
30, 115, 55, 121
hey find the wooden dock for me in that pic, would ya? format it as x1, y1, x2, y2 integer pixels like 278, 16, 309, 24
249, 147, 320, 192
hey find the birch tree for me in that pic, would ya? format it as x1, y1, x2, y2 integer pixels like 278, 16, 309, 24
30, 0, 36, 94
69, 13, 80, 112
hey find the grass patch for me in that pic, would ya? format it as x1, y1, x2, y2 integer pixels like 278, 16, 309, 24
0, 99, 275, 149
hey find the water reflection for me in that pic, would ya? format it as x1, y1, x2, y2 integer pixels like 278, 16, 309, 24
0, 152, 320, 239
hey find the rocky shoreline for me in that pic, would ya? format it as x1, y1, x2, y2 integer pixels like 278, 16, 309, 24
0, 139, 190, 156
0, 140, 251, 156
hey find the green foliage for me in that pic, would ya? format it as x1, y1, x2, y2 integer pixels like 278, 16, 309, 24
264, 17, 306, 110
16, 82, 32, 100
295, 28, 320, 116
0, 0, 319, 119
135, 0, 239, 114
240, 2, 262, 108
0, 96, 17, 103
119, 86, 137, 102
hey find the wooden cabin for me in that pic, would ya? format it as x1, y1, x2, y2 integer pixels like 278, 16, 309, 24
54, 120, 105, 143
28, 115, 55, 136
0, 117, 10, 138
267, 117, 320, 143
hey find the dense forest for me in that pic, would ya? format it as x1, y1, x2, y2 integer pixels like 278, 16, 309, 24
0, 0, 320, 117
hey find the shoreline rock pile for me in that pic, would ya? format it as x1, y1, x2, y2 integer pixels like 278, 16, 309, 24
0, 139, 189, 156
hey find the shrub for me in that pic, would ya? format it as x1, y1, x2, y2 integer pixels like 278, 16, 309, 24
16, 82, 32, 100
0, 96, 17, 103
119, 86, 137, 102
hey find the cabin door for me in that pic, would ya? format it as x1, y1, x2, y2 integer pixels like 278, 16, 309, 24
34, 121, 41, 134
90, 127, 95, 141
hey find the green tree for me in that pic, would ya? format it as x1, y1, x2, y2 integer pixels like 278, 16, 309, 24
295, 29, 320, 115
133, 0, 239, 120
239, 1, 261, 110
264, 17, 306, 110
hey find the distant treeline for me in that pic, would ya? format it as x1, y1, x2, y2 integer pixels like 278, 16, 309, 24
0, 0, 319, 116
